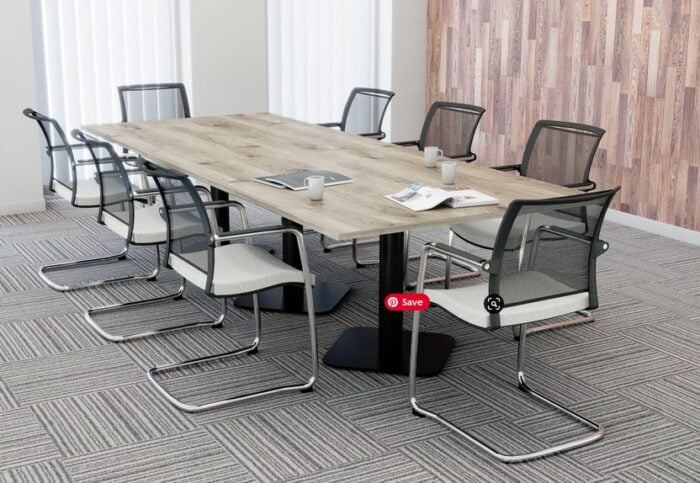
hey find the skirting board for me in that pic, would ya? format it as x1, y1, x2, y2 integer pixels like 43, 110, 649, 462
0, 199, 46, 216
607, 209, 700, 247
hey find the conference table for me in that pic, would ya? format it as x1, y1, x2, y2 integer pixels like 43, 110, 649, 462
85, 113, 574, 376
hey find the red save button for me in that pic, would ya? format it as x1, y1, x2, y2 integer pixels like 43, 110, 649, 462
384, 293, 431, 312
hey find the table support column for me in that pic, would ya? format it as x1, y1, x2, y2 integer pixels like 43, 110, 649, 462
323, 232, 455, 376
378, 232, 406, 371
211, 187, 230, 232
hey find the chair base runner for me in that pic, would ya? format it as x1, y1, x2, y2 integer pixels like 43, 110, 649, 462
512, 311, 595, 340
148, 291, 317, 413
323, 327, 455, 376
320, 235, 380, 267
410, 321, 604, 463
38, 246, 159, 292
235, 281, 350, 315
148, 341, 315, 413
83, 279, 226, 343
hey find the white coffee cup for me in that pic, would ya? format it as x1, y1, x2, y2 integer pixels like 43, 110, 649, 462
441, 161, 457, 185
304, 175, 325, 201
424, 146, 443, 168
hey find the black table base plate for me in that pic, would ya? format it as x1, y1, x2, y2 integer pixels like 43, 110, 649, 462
323, 327, 455, 376
234, 281, 350, 315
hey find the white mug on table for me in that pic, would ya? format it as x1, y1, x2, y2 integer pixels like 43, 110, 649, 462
304, 175, 325, 201
441, 161, 457, 185
424, 146, 443, 168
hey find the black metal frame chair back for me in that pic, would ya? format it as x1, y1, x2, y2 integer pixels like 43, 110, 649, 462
519, 120, 605, 191
75, 137, 248, 343
336, 87, 395, 139
23, 108, 86, 207
445, 120, 605, 291
144, 165, 318, 413
26, 122, 156, 292
409, 188, 619, 463
118, 83, 191, 123
418, 101, 485, 162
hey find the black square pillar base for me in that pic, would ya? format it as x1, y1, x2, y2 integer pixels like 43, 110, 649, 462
234, 281, 350, 315
322, 327, 455, 376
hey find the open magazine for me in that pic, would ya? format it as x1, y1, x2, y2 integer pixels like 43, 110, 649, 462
386, 184, 499, 211
254, 170, 353, 191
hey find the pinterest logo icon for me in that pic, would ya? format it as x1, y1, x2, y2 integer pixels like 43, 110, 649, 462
386, 296, 399, 309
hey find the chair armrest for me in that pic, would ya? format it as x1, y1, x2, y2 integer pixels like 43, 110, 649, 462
564, 181, 597, 192
319, 122, 341, 128
50, 143, 88, 152
214, 224, 287, 241
361, 132, 386, 140
214, 224, 313, 277
393, 140, 420, 147
164, 200, 246, 214
75, 156, 119, 167
528, 225, 609, 269
424, 242, 490, 271
534, 225, 593, 245
492, 164, 521, 173
132, 188, 160, 197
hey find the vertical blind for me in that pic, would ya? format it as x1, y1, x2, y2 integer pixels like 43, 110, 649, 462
267, 0, 381, 124
35, 0, 182, 139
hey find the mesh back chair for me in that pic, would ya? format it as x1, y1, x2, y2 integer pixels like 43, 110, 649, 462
23, 108, 101, 207
72, 131, 238, 342
444, 121, 605, 335
410, 188, 619, 463
326, 102, 486, 270
118, 83, 191, 122
317, 87, 394, 263
320, 87, 395, 139
395, 101, 486, 162
22, 108, 158, 292
451, 120, 604, 250
145, 166, 317, 413
515, 120, 602, 190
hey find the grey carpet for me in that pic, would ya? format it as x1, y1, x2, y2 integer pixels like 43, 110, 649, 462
0, 193, 699, 482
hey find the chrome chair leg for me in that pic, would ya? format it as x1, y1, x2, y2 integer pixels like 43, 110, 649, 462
83, 276, 229, 343
405, 231, 480, 290
512, 310, 595, 340
351, 238, 380, 267
39, 242, 159, 292
409, 314, 604, 463
320, 233, 379, 267
443, 230, 480, 289
147, 280, 318, 413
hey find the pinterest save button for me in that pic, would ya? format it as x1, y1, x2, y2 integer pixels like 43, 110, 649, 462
384, 293, 431, 312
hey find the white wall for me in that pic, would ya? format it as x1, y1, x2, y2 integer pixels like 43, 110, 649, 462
386, 0, 427, 142
0, 0, 45, 215
182, 0, 268, 116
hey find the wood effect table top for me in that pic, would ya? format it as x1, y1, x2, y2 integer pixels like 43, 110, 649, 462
84, 113, 576, 240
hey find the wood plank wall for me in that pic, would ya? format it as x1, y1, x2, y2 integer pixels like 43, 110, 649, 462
427, 0, 700, 230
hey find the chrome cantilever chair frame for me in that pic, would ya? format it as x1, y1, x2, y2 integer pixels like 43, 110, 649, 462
83, 197, 250, 343
72, 131, 243, 342
22, 110, 162, 292
147, 225, 318, 413
409, 236, 606, 463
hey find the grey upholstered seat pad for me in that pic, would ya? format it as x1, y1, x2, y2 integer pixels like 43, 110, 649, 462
426, 271, 589, 328
170, 243, 306, 296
